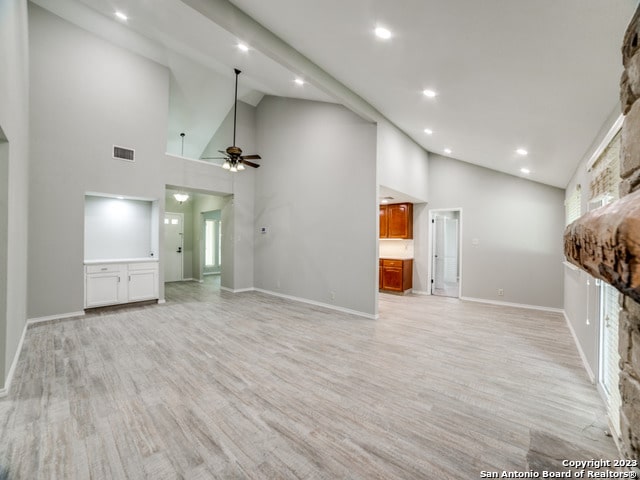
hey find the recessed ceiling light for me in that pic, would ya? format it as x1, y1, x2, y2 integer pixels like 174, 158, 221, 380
115, 11, 128, 21
520, 167, 531, 174
444, 148, 452, 154
294, 78, 305, 85
424, 128, 433, 135
237, 43, 249, 52
423, 89, 437, 98
374, 27, 392, 39
516, 148, 528, 156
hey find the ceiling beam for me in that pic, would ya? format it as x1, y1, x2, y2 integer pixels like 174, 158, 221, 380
181, 0, 384, 124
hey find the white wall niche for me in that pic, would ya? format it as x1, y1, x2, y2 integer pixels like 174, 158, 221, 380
84, 193, 159, 261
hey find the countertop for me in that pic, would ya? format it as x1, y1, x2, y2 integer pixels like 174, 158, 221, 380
84, 257, 159, 265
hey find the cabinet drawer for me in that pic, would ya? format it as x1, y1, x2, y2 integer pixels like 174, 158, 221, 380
382, 259, 403, 268
128, 262, 159, 271
86, 264, 120, 274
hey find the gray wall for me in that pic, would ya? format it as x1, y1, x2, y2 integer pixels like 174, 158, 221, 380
201, 101, 257, 163
0, 0, 30, 389
428, 154, 565, 309
254, 96, 378, 316
564, 156, 599, 376
377, 120, 429, 202
27, 5, 255, 317
561, 109, 622, 378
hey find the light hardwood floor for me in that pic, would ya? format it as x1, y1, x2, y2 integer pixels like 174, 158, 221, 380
0, 280, 618, 479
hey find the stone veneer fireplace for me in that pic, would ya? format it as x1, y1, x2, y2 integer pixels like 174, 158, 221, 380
564, 7, 640, 461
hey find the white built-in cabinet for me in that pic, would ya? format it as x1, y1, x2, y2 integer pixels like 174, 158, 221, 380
84, 261, 158, 308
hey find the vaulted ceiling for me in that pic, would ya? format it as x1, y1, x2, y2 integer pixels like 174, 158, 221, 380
34, 0, 636, 188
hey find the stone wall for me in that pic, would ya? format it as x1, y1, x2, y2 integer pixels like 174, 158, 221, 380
619, 6, 640, 461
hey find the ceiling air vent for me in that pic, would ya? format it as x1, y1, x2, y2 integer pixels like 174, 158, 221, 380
113, 145, 135, 162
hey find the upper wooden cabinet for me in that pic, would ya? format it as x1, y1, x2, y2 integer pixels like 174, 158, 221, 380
380, 203, 413, 239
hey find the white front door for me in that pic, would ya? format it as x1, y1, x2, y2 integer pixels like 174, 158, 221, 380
164, 212, 183, 282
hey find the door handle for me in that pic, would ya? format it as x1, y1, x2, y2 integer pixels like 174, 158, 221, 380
176, 247, 182, 253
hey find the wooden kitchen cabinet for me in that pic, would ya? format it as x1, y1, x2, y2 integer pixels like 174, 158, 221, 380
379, 203, 413, 239
380, 258, 413, 293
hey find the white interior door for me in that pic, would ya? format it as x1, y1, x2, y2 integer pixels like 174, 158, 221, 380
433, 216, 445, 290
164, 212, 183, 282
431, 211, 461, 298
443, 218, 459, 284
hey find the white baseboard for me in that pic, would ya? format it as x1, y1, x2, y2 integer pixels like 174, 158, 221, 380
563, 311, 596, 384
220, 286, 255, 293
254, 288, 377, 320
411, 290, 431, 296
158, 299, 166, 304
460, 296, 563, 313
27, 310, 85, 325
0, 320, 28, 397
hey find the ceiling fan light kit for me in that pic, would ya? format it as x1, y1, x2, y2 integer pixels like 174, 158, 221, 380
200, 68, 262, 172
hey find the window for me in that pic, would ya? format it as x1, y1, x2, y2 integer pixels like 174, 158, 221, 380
589, 130, 621, 203
204, 219, 221, 268
565, 184, 582, 226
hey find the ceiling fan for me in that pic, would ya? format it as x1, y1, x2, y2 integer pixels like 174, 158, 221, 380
201, 68, 261, 172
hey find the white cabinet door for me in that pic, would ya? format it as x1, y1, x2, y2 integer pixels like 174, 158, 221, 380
128, 269, 158, 302
85, 262, 158, 309
85, 272, 124, 308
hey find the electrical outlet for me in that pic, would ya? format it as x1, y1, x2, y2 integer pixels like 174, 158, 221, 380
330, 291, 336, 301
497, 288, 504, 296
276, 280, 281, 289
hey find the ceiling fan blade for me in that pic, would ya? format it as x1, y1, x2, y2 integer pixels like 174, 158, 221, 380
200, 156, 228, 160
218, 150, 229, 156
241, 154, 261, 160
242, 160, 260, 168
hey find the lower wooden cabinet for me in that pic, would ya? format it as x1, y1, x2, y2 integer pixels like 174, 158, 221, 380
379, 258, 413, 293
85, 261, 159, 308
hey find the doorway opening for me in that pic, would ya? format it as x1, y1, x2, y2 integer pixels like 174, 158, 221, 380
164, 188, 230, 293
429, 208, 462, 298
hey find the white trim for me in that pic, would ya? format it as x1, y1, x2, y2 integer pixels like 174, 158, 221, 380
411, 290, 431, 296
428, 208, 463, 298
254, 288, 378, 320
586, 115, 624, 172
220, 286, 254, 293
181, 278, 196, 282
27, 311, 85, 325
563, 260, 579, 272
460, 296, 563, 313
0, 321, 28, 397
164, 152, 224, 168
563, 311, 596, 384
